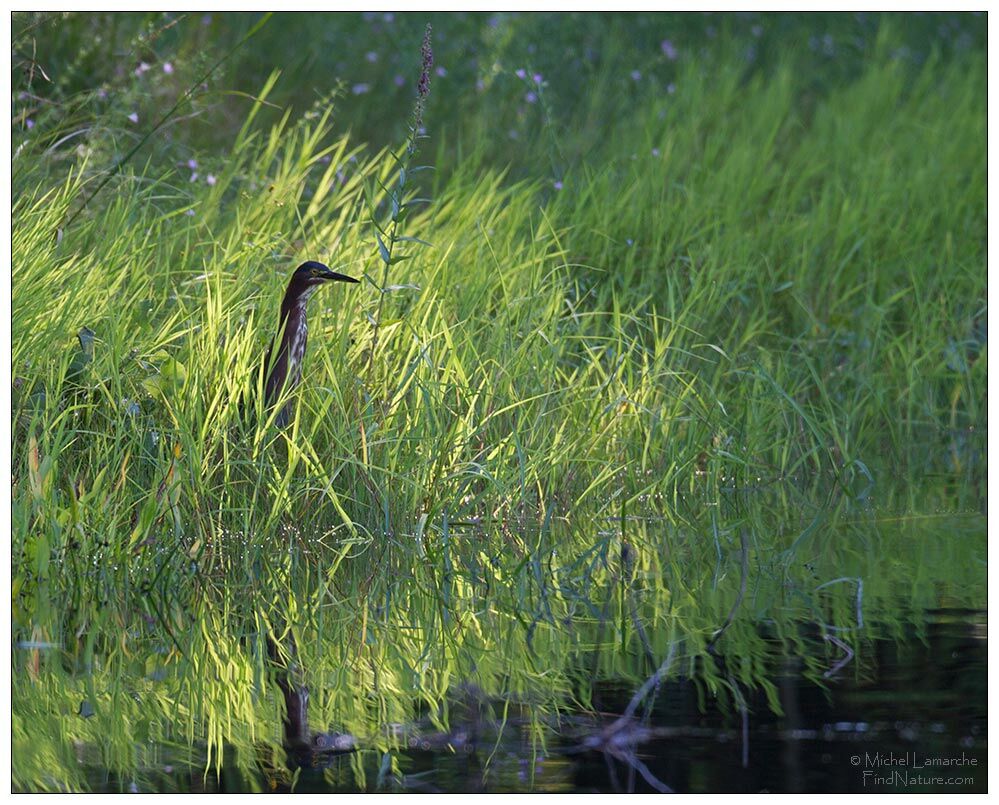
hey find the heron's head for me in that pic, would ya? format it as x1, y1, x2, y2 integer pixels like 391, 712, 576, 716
284, 261, 359, 305
292, 261, 360, 288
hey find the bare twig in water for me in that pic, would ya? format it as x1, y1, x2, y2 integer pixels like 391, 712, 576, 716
603, 750, 621, 791
814, 576, 864, 631
574, 641, 679, 792
625, 750, 673, 793
823, 634, 855, 678
621, 640, 678, 722
813, 576, 862, 677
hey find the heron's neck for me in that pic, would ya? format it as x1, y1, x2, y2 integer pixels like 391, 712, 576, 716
280, 288, 316, 323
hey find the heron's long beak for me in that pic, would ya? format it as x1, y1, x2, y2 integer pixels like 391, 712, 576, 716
319, 268, 360, 283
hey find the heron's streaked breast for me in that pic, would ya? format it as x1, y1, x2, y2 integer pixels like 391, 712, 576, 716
286, 315, 308, 387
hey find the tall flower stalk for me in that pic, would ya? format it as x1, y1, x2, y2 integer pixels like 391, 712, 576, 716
366, 24, 433, 379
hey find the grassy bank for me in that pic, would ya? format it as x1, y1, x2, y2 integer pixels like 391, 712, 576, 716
11, 12, 986, 791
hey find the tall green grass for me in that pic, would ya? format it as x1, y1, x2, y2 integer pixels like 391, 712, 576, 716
12, 13, 986, 791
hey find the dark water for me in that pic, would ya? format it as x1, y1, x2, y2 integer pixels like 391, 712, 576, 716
78, 608, 985, 794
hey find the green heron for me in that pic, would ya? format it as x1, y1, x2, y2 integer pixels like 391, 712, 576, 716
262, 261, 359, 427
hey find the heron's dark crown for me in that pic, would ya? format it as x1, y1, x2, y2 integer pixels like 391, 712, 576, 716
294, 260, 332, 277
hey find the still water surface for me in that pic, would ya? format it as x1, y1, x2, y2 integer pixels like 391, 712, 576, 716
14, 493, 986, 794
70, 608, 984, 793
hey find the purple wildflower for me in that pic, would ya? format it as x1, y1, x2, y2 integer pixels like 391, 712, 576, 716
533, 73, 543, 85
667, 82, 676, 94
410, 23, 433, 145
652, 148, 660, 157
631, 70, 642, 81
187, 159, 198, 170
661, 39, 678, 60
394, 74, 406, 87
553, 180, 563, 191
162, 62, 174, 74
26, 119, 35, 130
352, 83, 371, 95
525, 91, 538, 104
417, 24, 433, 100
128, 112, 139, 124
189, 172, 198, 182
366, 51, 378, 63
515, 68, 527, 80
206, 174, 217, 186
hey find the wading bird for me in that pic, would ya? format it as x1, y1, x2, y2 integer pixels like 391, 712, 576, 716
263, 261, 359, 427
